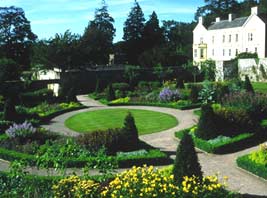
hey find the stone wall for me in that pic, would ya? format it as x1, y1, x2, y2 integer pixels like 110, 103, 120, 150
215, 58, 267, 82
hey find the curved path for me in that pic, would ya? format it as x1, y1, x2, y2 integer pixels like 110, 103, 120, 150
1, 95, 266, 196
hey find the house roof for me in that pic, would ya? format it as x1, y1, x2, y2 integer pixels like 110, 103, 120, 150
208, 17, 248, 30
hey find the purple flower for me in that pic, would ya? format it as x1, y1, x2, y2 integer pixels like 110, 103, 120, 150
5, 121, 36, 138
159, 87, 180, 102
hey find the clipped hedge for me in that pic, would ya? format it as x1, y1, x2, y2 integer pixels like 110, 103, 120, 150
237, 154, 267, 180
0, 146, 170, 168
175, 128, 254, 154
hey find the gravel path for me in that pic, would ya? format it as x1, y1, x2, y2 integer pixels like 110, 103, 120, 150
1, 95, 267, 196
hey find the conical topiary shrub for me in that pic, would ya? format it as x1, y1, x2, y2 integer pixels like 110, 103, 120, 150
244, 75, 254, 94
123, 112, 139, 149
173, 133, 203, 184
3, 97, 17, 121
195, 104, 218, 140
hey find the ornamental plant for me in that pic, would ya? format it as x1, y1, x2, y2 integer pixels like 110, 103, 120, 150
101, 165, 180, 198
173, 133, 203, 184
5, 121, 36, 138
159, 87, 180, 102
244, 75, 254, 94
123, 112, 139, 149
52, 175, 99, 198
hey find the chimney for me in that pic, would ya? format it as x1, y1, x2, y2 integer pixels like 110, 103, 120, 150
251, 6, 258, 15
198, 16, 203, 24
228, 14, 232, 22
216, 17, 220, 22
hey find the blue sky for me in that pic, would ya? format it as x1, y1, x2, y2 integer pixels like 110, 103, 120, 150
0, 0, 204, 42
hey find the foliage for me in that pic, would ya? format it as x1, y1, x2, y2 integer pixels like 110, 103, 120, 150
110, 97, 130, 104
123, 112, 139, 148
52, 175, 100, 198
0, 6, 36, 68
3, 97, 17, 121
196, 105, 218, 140
198, 81, 215, 104
81, 0, 115, 65
237, 150, 267, 179
0, 58, 20, 84
159, 87, 180, 102
123, 0, 145, 64
200, 60, 216, 81
123, 65, 141, 87
5, 121, 36, 139
189, 85, 201, 103
106, 84, 115, 101
236, 52, 258, 59
249, 143, 267, 165
176, 127, 254, 154
173, 133, 203, 184
244, 75, 255, 94
101, 165, 180, 198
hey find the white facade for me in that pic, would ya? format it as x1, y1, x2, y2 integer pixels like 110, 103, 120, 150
193, 7, 267, 63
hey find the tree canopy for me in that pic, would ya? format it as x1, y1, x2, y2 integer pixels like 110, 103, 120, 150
0, 6, 36, 69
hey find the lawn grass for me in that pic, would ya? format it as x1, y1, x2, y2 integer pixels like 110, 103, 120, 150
65, 108, 178, 135
252, 82, 267, 93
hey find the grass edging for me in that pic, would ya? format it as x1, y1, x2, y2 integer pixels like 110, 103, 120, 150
236, 154, 267, 180
107, 102, 201, 110
175, 127, 254, 154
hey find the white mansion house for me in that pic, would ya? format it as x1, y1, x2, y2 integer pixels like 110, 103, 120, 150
193, 7, 267, 63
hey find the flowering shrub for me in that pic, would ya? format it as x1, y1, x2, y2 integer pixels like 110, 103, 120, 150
5, 121, 36, 138
249, 144, 267, 165
101, 165, 179, 198
52, 175, 99, 198
180, 175, 230, 198
159, 87, 180, 102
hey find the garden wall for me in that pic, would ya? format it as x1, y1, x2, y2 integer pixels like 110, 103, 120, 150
215, 58, 267, 82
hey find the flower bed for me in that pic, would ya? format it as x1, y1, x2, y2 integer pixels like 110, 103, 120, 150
175, 127, 254, 154
237, 144, 267, 179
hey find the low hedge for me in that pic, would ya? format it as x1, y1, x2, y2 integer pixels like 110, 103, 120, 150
175, 128, 254, 154
237, 154, 267, 180
0, 146, 170, 168
108, 102, 201, 110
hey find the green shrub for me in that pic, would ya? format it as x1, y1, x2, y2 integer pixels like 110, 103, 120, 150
244, 75, 255, 94
123, 112, 138, 148
173, 133, 202, 184
3, 97, 17, 121
196, 105, 218, 140
189, 85, 201, 103
20, 88, 54, 106
237, 153, 267, 179
110, 97, 130, 104
76, 128, 136, 154
112, 82, 130, 91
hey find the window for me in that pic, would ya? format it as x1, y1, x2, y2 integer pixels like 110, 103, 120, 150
229, 35, 231, 43
200, 37, 203, 43
212, 36, 214, 44
200, 49, 204, 58
194, 49, 197, 58
236, 34, 238, 42
229, 49, 231, 56
255, 47, 257, 53
223, 49, 225, 56
248, 33, 253, 41
223, 35, 225, 43
236, 49, 238, 56
246, 48, 248, 52
212, 49, 214, 56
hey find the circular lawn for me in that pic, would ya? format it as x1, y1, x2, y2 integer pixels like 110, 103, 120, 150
65, 108, 178, 135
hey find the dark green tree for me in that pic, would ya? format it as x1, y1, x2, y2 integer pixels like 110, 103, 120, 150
123, 65, 140, 88
196, 104, 218, 140
0, 58, 20, 121
173, 133, 202, 184
106, 84, 115, 101
81, 0, 115, 65
123, 0, 145, 64
244, 75, 254, 94
123, 112, 139, 148
0, 6, 36, 69
142, 11, 164, 51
